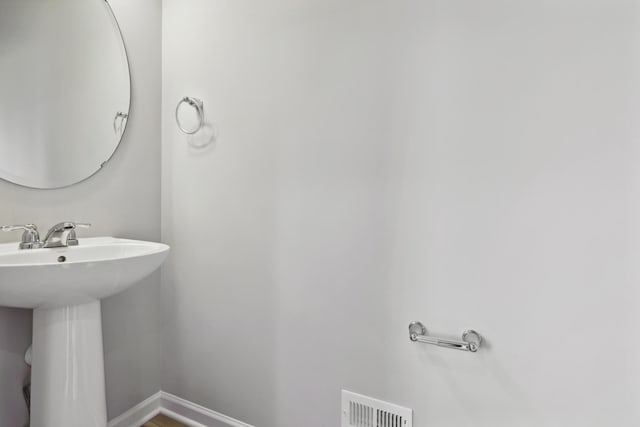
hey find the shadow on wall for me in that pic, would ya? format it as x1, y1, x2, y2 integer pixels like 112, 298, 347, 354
0, 307, 32, 426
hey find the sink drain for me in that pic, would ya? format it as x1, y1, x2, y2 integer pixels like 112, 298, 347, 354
57, 256, 66, 263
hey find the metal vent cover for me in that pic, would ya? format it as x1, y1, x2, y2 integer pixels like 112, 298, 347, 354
342, 390, 413, 427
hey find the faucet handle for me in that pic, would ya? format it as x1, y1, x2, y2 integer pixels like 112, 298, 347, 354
1, 224, 42, 249
65, 222, 91, 246
1, 224, 36, 232
66, 222, 91, 246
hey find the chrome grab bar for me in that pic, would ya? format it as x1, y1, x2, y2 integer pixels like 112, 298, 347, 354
409, 321, 482, 353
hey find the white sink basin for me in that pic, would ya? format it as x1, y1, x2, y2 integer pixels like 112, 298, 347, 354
0, 236, 170, 427
0, 237, 169, 308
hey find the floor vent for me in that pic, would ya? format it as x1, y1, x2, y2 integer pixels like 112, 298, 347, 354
341, 390, 412, 427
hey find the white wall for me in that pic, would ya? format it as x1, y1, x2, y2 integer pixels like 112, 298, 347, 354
381, 2, 640, 425
162, 1, 640, 426
0, 0, 162, 422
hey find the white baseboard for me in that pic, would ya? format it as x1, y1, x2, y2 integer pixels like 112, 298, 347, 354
107, 392, 162, 427
108, 391, 253, 427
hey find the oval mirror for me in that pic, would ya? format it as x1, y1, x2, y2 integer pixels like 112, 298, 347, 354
0, 0, 130, 189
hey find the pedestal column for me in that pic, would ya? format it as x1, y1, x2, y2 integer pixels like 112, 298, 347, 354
31, 300, 107, 427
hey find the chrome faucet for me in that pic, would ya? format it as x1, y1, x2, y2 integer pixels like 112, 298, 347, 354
0, 224, 43, 249
1, 221, 91, 249
42, 222, 91, 248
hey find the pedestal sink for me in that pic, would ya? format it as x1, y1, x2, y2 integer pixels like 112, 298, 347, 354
0, 237, 170, 427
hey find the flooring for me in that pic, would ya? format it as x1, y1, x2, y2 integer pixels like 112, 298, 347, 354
142, 413, 188, 427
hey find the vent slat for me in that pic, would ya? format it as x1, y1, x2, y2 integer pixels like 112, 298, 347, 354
351, 401, 353, 425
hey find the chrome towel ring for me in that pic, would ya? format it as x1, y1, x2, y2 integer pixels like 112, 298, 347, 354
175, 96, 204, 134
